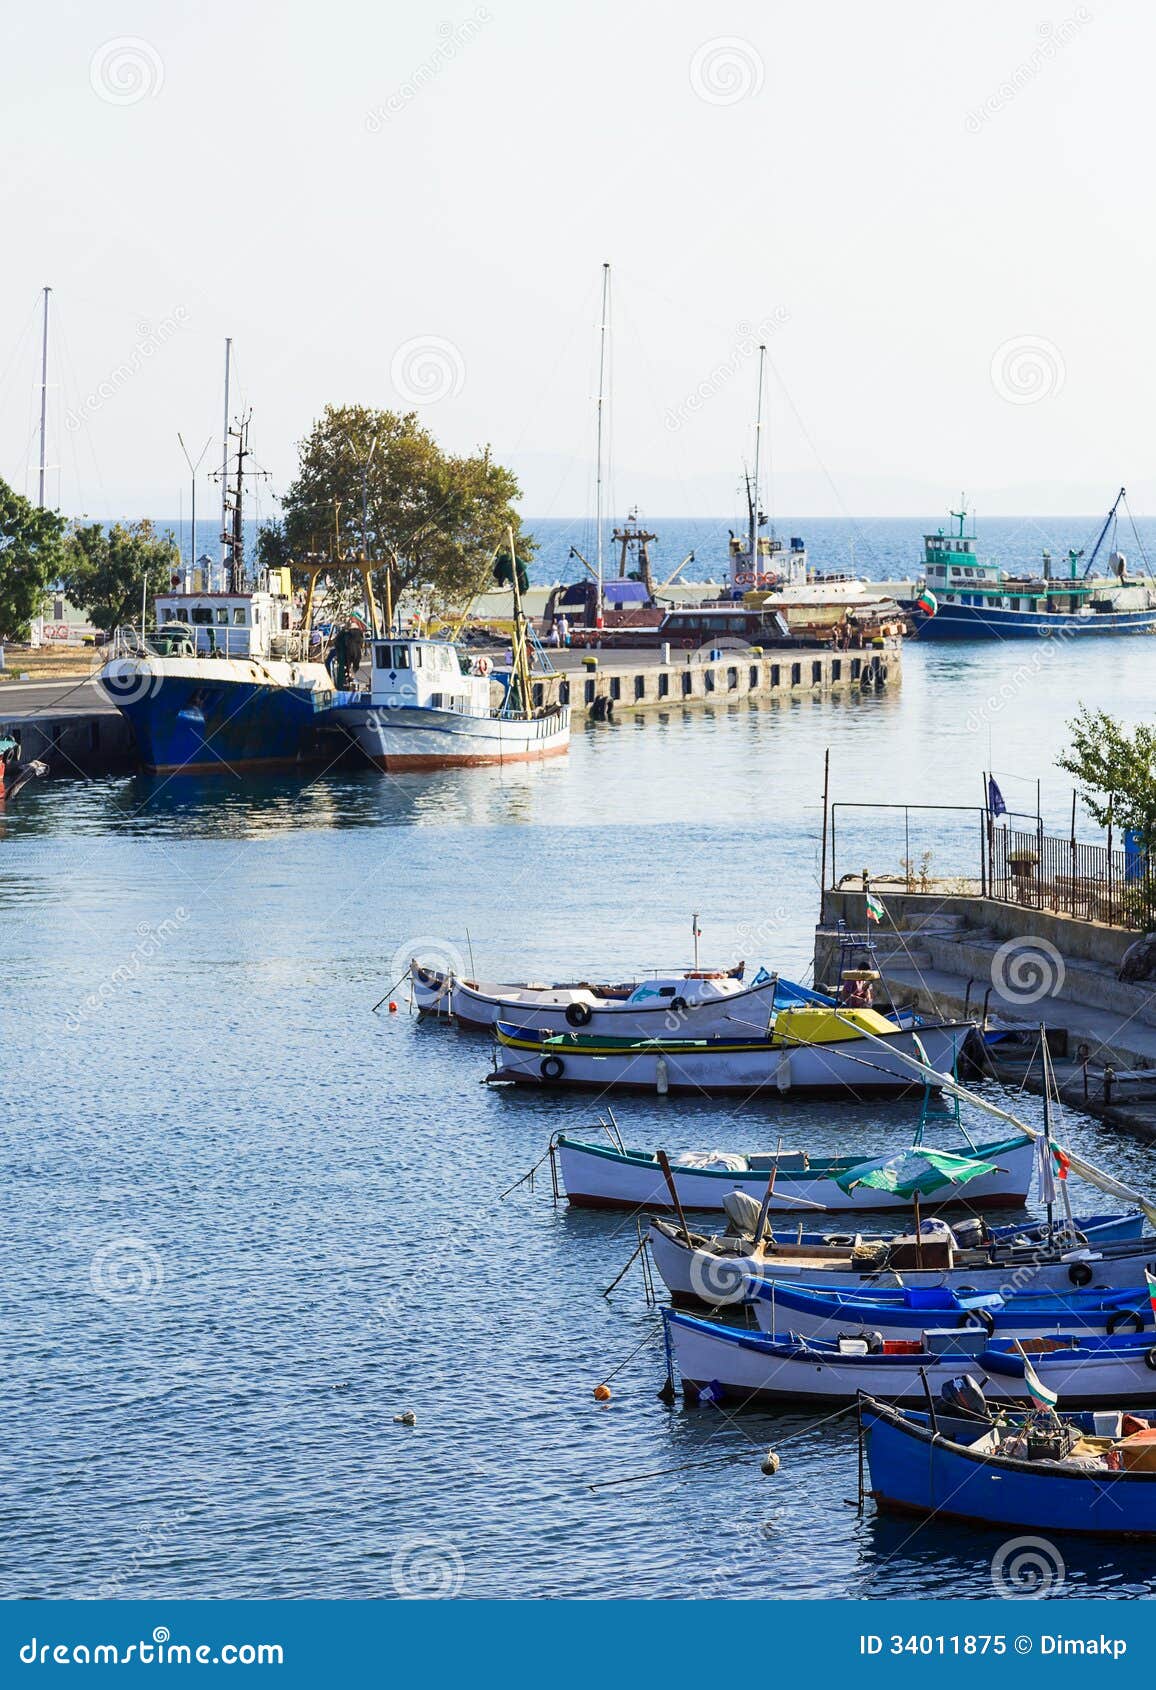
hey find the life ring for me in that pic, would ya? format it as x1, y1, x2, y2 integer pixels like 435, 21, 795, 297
1068, 1261, 1093, 1287
564, 1002, 592, 1028
1107, 1307, 1146, 1336
471, 655, 493, 677
958, 1306, 995, 1336
669, 995, 687, 1015
540, 1055, 565, 1080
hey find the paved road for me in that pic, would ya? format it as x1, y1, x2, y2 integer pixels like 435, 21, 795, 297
0, 675, 112, 718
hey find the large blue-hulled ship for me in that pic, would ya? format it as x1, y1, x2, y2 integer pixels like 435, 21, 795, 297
909, 490, 1156, 640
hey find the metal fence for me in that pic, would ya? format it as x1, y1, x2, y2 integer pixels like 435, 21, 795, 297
828, 802, 1156, 931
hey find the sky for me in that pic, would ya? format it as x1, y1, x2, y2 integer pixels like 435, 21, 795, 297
0, 0, 1150, 524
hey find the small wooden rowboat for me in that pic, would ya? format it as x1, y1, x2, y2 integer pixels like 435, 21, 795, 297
647, 1214, 1156, 1306
555, 1132, 1034, 1213
747, 1276, 1153, 1341
861, 1395, 1156, 1537
663, 1309, 1156, 1408
490, 1011, 974, 1097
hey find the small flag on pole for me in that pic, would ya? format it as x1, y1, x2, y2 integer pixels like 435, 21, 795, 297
865, 891, 885, 925
1017, 1342, 1059, 1411
988, 776, 1007, 819
915, 587, 938, 617
1145, 1269, 1156, 1323
1052, 1144, 1070, 1181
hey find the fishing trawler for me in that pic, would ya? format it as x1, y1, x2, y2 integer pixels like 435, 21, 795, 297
909, 490, 1156, 640
335, 533, 570, 770
96, 405, 356, 773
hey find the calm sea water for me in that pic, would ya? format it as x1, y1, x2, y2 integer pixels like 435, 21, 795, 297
5, 635, 1156, 1600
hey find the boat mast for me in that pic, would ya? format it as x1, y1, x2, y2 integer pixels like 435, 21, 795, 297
219, 338, 232, 574
505, 525, 534, 719
749, 342, 766, 580
37, 285, 51, 508
594, 262, 610, 630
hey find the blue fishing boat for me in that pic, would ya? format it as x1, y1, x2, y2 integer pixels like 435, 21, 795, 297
861, 1394, 1156, 1537
748, 1276, 1152, 1341
908, 491, 1156, 641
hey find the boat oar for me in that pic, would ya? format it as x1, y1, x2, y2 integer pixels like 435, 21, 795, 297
656, 1149, 692, 1243
751, 1136, 783, 1248
372, 964, 414, 1014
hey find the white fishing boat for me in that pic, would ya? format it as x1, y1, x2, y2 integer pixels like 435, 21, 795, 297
664, 1309, 1156, 1408
489, 1007, 973, 1096
648, 1215, 1156, 1306
411, 958, 811, 1037
554, 1132, 1034, 1213
336, 534, 568, 771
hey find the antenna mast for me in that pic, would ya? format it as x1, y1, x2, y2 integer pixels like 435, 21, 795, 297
38, 286, 52, 508
749, 342, 766, 582
219, 338, 232, 570
594, 262, 610, 632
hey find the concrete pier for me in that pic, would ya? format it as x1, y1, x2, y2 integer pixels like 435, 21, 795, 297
0, 676, 136, 778
518, 641, 902, 717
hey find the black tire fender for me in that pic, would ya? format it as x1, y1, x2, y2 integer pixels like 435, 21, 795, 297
1068, 1261, 1093, 1287
540, 1055, 565, 1081
1107, 1307, 1146, 1336
564, 1001, 592, 1028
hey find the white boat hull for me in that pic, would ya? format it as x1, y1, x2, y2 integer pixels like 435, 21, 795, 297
648, 1221, 1156, 1306
337, 703, 569, 769
410, 967, 764, 1033
493, 1021, 972, 1096
556, 1135, 1033, 1213
666, 1314, 1156, 1408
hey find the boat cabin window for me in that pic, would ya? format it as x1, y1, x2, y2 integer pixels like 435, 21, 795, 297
374, 644, 413, 669
233, 607, 246, 625
191, 607, 212, 625
216, 608, 229, 625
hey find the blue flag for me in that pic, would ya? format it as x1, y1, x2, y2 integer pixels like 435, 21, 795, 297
988, 776, 1007, 818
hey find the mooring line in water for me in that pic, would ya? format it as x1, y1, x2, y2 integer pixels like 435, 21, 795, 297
587, 1402, 857, 1492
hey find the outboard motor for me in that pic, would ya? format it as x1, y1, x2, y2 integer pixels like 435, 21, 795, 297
940, 1374, 990, 1421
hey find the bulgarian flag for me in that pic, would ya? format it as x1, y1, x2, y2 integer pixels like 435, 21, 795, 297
1051, 1144, 1071, 1180
915, 587, 938, 616
865, 891, 885, 925
1146, 1270, 1156, 1323
1016, 1341, 1059, 1411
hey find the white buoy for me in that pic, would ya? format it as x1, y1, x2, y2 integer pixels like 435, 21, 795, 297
761, 1449, 781, 1476
656, 1055, 669, 1096
394, 1409, 417, 1426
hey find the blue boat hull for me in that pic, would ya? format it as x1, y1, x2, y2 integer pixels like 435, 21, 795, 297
863, 1401, 1156, 1537
99, 673, 337, 773
911, 603, 1156, 641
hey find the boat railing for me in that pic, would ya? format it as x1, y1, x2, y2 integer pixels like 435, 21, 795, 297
105, 625, 317, 663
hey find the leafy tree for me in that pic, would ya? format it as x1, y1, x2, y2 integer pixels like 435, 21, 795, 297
255, 519, 290, 573
279, 404, 532, 615
0, 477, 67, 640
62, 519, 180, 632
1057, 706, 1156, 851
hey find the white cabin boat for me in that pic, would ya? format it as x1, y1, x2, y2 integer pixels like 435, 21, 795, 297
336, 636, 570, 770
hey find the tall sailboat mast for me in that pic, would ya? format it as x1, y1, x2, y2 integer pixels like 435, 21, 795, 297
219, 337, 232, 573
594, 262, 610, 630
37, 285, 52, 508
748, 342, 766, 580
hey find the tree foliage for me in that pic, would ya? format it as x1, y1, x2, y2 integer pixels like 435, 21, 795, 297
0, 477, 67, 640
279, 405, 532, 614
1056, 706, 1156, 850
62, 520, 180, 632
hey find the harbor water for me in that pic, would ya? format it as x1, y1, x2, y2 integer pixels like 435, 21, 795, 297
5, 635, 1156, 1599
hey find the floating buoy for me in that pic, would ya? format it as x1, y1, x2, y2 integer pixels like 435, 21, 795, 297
593, 1383, 612, 1402
761, 1449, 781, 1476
388, 1001, 398, 1013
393, 1409, 417, 1426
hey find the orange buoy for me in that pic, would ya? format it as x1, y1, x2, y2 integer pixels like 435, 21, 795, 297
593, 1383, 611, 1402
388, 1001, 398, 1013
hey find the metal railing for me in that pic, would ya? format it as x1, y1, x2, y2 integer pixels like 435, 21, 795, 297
106, 624, 316, 663
828, 801, 1156, 931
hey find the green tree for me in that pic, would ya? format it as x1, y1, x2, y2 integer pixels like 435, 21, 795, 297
1057, 706, 1156, 850
0, 477, 67, 640
279, 404, 532, 615
62, 520, 180, 632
